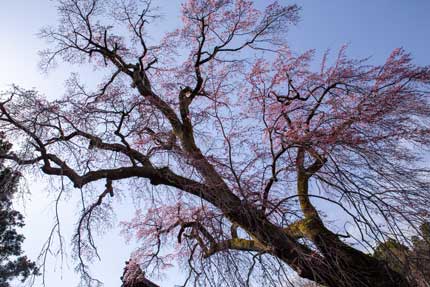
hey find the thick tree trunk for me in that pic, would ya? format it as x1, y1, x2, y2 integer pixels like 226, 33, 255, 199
230, 206, 408, 287
312, 233, 409, 287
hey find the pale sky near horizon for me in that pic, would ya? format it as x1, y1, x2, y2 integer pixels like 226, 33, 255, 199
0, 1, 429, 287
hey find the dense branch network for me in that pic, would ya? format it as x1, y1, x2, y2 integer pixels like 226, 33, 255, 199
0, 1, 430, 286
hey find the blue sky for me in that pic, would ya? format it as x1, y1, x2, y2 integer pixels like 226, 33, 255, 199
0, 1, 429, 287
289, 1, 430, 63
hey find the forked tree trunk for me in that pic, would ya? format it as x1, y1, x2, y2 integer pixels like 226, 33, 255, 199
209, 170, 409, 287
228, 206, 409, 287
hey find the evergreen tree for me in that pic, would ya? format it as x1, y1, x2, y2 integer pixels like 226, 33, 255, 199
411, 222, 430, 286
374, 222, 430, 286
0, 134, 38, 287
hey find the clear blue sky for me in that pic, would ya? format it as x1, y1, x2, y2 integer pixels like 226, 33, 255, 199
0, 1, 429, 287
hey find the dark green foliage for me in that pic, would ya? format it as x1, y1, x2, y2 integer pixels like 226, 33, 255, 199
411, 223, 430, 285
0, 135, 38, 287
374, 222, 430, 286
374, 238, 409, 275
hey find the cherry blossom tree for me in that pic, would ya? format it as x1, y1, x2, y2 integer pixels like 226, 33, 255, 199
0, 0, 429, 286
121, 259, 159, 287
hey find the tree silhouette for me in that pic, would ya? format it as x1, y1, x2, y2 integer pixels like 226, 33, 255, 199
0, 134, 38, 287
